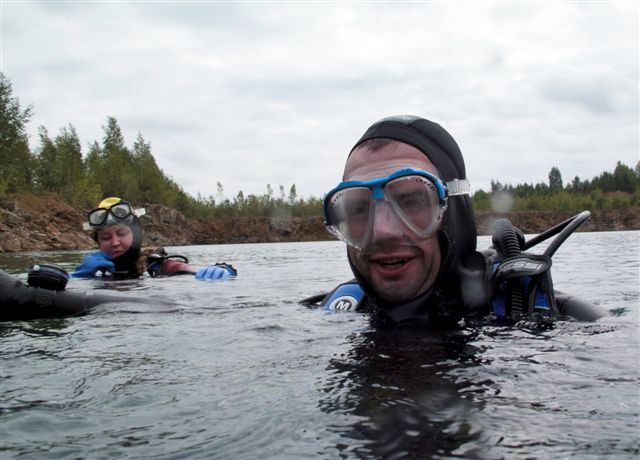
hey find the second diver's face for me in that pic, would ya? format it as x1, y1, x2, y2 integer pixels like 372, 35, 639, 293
96, 224, 133, 258
344, 141, 442, 303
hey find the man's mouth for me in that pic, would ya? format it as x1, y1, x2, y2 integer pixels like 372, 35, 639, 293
377, 258, 409, 269
371, 253, 417, 274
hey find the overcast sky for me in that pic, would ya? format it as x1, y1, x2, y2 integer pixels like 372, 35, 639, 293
2, 1, 638, 201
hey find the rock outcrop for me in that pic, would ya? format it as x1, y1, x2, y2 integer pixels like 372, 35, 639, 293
474, 209, 640, 235
1, 194, 638, 253
0, 194, 332, 253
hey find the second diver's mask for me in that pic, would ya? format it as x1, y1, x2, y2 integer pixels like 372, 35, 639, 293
323, 168, 469, 253
83, 197, 146, 231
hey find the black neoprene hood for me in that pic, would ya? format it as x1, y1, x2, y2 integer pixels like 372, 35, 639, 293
350, 115, 467, 182
348, 115, 478, 301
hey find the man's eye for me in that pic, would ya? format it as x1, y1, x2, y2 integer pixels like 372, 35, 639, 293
348, 200, 369, 216
397, 190, 429, 209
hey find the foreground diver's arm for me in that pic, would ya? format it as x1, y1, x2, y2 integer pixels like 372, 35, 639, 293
0, 269, 89, 319
195, 263, 237, 280
0, 269, 180, 321
70, 252, 115, 278
556, 292, 608, 321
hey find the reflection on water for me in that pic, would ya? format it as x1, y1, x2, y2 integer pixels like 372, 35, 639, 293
0, 249, 86, 274
1, 233, 639, 458
320, 323, 486, 458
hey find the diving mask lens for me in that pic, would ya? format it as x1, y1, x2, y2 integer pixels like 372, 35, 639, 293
110, 203, 132, 220
88, 202, 134, 227
385, 175, 440, 235
324, 169, 446, 251
326, 187, 374, 250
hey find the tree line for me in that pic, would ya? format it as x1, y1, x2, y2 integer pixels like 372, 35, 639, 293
1, 72, 639, 219
472, 163, 640, 212
0, 73, 321, 219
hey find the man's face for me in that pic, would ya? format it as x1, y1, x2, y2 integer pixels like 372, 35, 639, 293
344, 141, 442, 303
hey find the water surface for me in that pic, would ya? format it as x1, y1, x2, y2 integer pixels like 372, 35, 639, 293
1, 232, 639, 459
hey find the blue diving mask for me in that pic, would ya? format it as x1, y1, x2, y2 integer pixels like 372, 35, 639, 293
323, 168, 470, 252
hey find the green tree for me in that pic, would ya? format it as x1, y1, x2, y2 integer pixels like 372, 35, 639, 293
85, 140, 105, 197
288, 184, 298, 205
34, 126, 57, 191
472, 189, 490, 211
34, 125, 100, 205
0, 73, 34, 194
548, 166, 563, 191
55, 125, 95, 204
490, 180, 503, 193
570, 175, 591, 193
132, 132, 166, 203
593, 171, 615, 192
99, 116, 139, 199
235, 190, 245, 210
612, 161, 638, 193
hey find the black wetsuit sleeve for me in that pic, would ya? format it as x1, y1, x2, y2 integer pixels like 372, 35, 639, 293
0, 270, 90, 320
556, 291, 608, 321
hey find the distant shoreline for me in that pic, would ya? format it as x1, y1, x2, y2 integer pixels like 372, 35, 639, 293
1, 194, 639, 253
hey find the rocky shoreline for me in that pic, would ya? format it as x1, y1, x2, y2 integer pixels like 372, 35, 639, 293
1, 194, 639, 253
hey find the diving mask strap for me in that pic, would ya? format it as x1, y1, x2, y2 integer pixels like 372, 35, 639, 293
445, 179, 470, 197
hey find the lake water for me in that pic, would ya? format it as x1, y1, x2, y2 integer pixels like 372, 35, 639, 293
1, 232, 639, 459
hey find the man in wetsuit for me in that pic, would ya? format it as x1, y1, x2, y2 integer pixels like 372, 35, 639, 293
316, 115, 606, 325
320, 115, 477, 326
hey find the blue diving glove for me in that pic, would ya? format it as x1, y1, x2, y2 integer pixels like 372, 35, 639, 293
195, 263, 237, 281
70, 252, 115, 278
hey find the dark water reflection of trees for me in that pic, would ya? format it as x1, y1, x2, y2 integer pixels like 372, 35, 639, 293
319, 320, 491, 459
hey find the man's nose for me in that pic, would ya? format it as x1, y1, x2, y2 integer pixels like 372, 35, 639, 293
371, 201, 404, 239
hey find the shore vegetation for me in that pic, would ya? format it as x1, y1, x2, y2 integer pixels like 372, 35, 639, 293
2, 72, 638, 219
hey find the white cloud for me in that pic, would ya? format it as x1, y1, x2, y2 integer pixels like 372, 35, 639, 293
2, 1, 637, 200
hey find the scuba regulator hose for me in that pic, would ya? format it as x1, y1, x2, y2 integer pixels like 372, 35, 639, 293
524, 210, 592, 256
488, 211, 606, 323
491, 218, 526, 320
